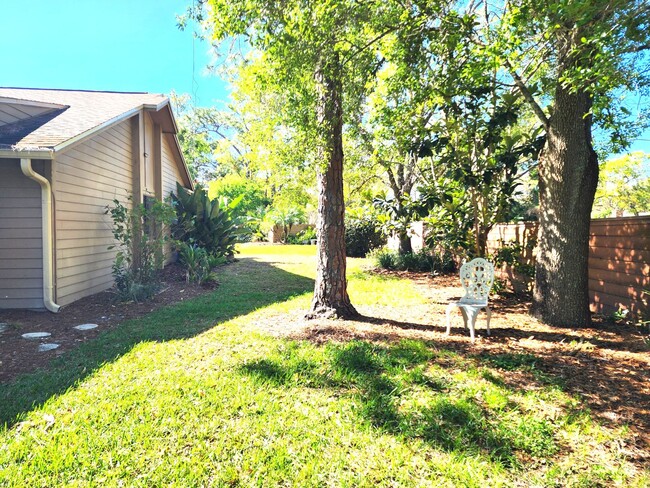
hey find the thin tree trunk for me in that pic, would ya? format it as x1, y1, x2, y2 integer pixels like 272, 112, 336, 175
397, 231, 413, 255
307, 55, 358, 319
532, 84, 598, 326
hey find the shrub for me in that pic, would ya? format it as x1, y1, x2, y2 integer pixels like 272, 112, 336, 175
345, 218, 385, 257
285, 227, 316, 244
370, 248, 455, 274
371, 248, 400, 270
491, 240, 535, 278
266, 207, 306, 243
297, 227, 317, 242
208, 175, 270, 220
106, 197, 175, 302
171, 183, 243, 258
177, 242, 225, 285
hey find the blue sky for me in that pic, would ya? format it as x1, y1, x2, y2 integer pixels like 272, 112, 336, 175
0, 0, 228, 107
1, 0, 648, 156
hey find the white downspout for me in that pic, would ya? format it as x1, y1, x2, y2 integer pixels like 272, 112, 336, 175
20, 158, 60, 313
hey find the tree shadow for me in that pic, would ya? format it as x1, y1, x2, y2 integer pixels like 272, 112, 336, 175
239, 339, 557, 467
0, 258, 314, 429
294, 316, 650, 454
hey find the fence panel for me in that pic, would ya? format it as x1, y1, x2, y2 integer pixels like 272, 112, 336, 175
487, 216, 649, 317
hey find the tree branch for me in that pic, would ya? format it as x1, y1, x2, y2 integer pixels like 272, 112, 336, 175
504, 58, 550, 128
342, 26, 399, 66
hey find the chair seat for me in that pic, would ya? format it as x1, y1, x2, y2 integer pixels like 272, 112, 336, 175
454, 298, 488, 307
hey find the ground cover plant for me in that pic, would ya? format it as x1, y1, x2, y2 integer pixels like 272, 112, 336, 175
1, 245, 648, 487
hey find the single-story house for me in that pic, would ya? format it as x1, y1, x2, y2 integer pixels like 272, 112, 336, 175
0, 87, 193, 311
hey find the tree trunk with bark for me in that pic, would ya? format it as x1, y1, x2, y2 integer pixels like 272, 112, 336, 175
386, 159, 416, 256
531, 84, 598, 326
307, 56, 358, 319
397, 231, 413, 255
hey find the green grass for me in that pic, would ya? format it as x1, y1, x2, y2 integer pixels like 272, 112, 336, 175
0, 245, 647, 487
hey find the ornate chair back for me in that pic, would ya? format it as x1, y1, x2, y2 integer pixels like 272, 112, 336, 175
459, 258, 495, 305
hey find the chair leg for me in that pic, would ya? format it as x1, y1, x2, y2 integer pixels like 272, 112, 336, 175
445, 304, 454, 335
485, 306, 492, 336
466, 308, 478, 342
459, 307, 469, 330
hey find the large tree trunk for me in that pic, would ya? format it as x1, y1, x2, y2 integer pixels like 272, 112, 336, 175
532, 85, 598, 326
307, 56, 358, 319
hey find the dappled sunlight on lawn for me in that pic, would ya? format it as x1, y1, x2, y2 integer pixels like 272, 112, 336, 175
1, 246, 648, 487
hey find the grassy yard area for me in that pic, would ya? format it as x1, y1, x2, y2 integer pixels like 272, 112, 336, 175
1, 245, 648, 487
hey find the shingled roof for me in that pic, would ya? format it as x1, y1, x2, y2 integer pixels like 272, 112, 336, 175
0, 88, 169, 152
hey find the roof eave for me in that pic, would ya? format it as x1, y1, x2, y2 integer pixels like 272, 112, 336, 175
147, 101, 192, 190
0, 97, 68, 110
2, 97, 194, 191
168, 132, 194, 190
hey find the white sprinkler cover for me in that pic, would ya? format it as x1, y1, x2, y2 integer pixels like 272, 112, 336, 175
22, 332, 52, 339
38, 343, 60, 352
74, 324, 98, 331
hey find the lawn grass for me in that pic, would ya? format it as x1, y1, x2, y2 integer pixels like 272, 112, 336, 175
0, 245, 647, 487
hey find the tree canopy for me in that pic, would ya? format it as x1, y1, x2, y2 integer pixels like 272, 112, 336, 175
179, 0, 650, 326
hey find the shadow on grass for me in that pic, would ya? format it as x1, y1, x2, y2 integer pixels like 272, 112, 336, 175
297, 318, 650, 452
0, 258, 314, 429
240, 339, 556, 467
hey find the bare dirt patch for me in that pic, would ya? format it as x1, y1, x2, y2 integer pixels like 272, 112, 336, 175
0, 264, 217, 383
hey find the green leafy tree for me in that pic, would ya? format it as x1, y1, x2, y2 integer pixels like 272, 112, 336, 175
365, 6, 542, 258
208, 174, 270, 219
267, 207, 306, 243
197, 0, 407, 318
593, 152, 650, 218
170, 93, 219, 182
487, 0, 650, 326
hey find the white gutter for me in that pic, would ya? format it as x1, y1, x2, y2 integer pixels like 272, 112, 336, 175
20, 158, 60, 313
0, 149, 54, 159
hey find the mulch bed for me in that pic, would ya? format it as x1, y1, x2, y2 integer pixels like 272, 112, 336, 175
0, 263, 217, 383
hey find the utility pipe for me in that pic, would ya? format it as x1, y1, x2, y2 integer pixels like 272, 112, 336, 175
20, 158, 60, 313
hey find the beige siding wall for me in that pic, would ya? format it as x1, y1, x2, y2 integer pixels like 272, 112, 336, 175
144, 114, 156, 196
0, 159, 44, 309
161, 134, 184, 199
54, 120, 133, 306
0, 102, 51, 126
161, 134, 186, 263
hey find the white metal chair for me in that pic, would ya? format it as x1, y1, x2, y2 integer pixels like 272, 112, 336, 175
446, 258, 494, 341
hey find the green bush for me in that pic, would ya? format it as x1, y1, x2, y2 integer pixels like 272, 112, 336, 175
171, 183, 243, 258
177, 242, 225, 285
345, 218, 385, 257
297, 227, 317, 242
370, 248, 455, 273
491, 240, 535, 278
208, 175, 270, 220
285, 228, 317, 244
106, 197, 175, 302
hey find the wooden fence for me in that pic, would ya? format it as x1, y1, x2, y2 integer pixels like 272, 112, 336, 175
487, 216, 649, 317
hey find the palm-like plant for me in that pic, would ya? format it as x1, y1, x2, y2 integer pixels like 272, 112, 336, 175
171, 183, 244, 257
268, 207, 306, 243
